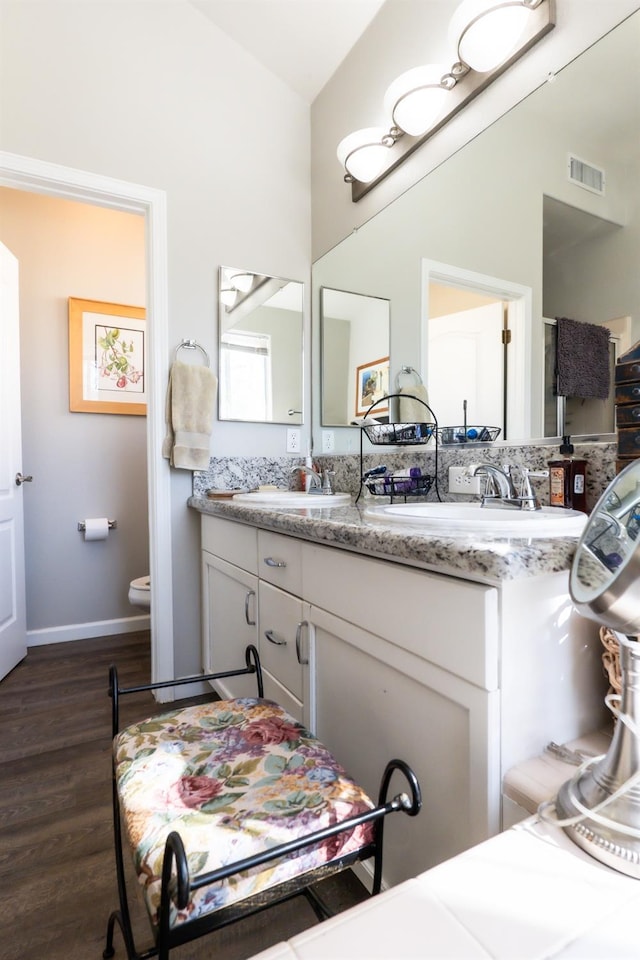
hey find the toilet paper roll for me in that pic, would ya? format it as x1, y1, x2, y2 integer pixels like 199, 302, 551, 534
83, 517, 110, 541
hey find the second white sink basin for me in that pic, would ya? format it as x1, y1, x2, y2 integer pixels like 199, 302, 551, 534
364, 501, 588, 537
233, 490, 351, 507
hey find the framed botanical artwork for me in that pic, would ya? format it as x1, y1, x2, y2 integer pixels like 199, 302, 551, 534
68, 298, 147, 415
355, 356, 389, 418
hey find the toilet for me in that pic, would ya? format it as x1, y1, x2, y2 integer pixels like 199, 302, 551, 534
128, 575, 151, 609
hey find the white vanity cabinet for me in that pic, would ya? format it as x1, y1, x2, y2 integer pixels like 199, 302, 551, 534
199, 509, 607, 890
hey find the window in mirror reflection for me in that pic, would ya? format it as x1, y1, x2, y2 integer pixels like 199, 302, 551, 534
218, 267, 303, 424
320, 287, 390, 427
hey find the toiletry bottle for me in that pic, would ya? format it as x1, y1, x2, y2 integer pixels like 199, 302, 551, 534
548, 436, 587, 512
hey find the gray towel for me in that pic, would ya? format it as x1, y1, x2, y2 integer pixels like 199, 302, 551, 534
556, 316, 610, 399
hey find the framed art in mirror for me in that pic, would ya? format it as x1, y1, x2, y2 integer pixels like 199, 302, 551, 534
355, 357, 389, 418
68, 297, 146, 415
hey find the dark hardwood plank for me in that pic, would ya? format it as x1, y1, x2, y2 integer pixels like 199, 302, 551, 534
0, 632, 367, 960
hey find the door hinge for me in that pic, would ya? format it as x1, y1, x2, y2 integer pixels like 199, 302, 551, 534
502, 328, 512, 345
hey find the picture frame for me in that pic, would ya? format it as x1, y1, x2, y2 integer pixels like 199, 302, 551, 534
68, 297, 147, 415
355, 356, 390, 417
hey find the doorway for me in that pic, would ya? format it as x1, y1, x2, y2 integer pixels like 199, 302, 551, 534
421, 259, 532, 441
0, 188, 149, 646
0, 151, 174, 691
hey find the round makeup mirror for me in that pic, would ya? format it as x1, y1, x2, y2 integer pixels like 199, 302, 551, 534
570, 460, 640, 634
555, 459, 640, 878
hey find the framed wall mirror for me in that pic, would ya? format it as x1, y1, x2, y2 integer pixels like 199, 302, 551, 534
311, 11, 639, 452
219, 266, 303, 424
320, 287, 390, 426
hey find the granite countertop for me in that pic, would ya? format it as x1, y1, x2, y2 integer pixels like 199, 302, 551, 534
188, 494, 581, 585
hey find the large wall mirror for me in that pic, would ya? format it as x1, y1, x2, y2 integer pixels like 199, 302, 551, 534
219, 266, 303, 424
312, 11, 639, 451
320, 287, 390, 426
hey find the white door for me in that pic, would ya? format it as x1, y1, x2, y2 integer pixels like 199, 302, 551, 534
428, 302, 505, 430
0, 242, 28, 680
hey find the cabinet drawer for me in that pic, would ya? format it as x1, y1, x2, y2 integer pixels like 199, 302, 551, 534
615, 383, 640, 405
615, 359, 640, 384
202, 515, 257, 573
617, 427, 640, 458
262, 670, 303, 725
616, 404, 640, 426
258, 581, 304, 700
302, 543, 499, 691
258, 530, 303, 596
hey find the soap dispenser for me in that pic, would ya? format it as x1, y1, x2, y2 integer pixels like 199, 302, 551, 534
548, 436, 587, 512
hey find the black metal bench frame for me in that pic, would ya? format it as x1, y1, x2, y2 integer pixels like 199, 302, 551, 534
103, 644, 422, 960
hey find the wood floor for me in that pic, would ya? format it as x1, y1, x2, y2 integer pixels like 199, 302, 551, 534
0, 631, 367, 960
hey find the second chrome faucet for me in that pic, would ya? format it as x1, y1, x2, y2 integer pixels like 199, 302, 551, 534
472, 463, 548, 511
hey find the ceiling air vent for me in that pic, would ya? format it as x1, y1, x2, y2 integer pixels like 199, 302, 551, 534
568, 155, 605, 196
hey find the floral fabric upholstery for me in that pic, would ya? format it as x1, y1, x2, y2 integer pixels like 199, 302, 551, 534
114, 697, 374, 929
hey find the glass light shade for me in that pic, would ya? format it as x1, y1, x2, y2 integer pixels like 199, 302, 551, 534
449, 0, 532, 73
384, 65, 450, 137
230, 272, 254, 293
220, 287, 237, 307
336, 128, 391, 183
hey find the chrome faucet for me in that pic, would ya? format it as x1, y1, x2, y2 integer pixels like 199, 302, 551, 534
472, 463, 544, 511
320, 468, 336, 495
290, 465, 321, 490
473, 463, 517, 500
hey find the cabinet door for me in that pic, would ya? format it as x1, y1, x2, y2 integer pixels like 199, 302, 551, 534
310, 604, 500, 889
202, 551, 259, 700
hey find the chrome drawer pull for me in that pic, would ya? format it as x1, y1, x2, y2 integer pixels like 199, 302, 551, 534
264, 557, 287, 568
296, 620, 309, 665
244, 589, 256, 626
265, 629, 287, 646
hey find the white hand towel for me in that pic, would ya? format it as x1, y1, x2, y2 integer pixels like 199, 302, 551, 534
399, 384, 430, 422
162, 361, 217, 470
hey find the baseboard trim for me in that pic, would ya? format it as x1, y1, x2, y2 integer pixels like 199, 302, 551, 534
27, 615, 151, 647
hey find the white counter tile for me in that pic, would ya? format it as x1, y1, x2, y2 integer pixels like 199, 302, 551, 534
416, 819, 640, 958
283, 879, 490, 960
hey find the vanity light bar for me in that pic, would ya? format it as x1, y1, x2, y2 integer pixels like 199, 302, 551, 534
344, 0, 555, 202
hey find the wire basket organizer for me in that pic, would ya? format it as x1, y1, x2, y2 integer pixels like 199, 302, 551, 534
356, 392, 440, 504
364, 473, 434, 497
437, 425, 501, 446
363, 421, 434, 445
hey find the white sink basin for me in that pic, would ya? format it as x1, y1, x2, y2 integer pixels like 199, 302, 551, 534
233, 490, 351, 507
364, 501, 588, 537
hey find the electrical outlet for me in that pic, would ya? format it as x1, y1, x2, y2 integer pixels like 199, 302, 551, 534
448, 465, 483, 495
286, 428, 301, 453
322, 430, 335, 453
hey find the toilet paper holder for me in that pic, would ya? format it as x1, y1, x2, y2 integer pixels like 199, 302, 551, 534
77, 520, 117, 532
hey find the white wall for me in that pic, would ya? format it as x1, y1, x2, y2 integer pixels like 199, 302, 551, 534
0, 188, 148, 639
311, 0, 640, 259
0, 0, 311, 674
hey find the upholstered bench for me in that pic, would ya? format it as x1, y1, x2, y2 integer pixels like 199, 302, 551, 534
103, 646, 421, 960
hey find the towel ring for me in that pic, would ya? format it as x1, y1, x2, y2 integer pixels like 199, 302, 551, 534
395, 365, 423, 389
174, 339, 210, 367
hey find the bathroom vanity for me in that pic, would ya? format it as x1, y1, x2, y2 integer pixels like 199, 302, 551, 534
191, 495, 608, 889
